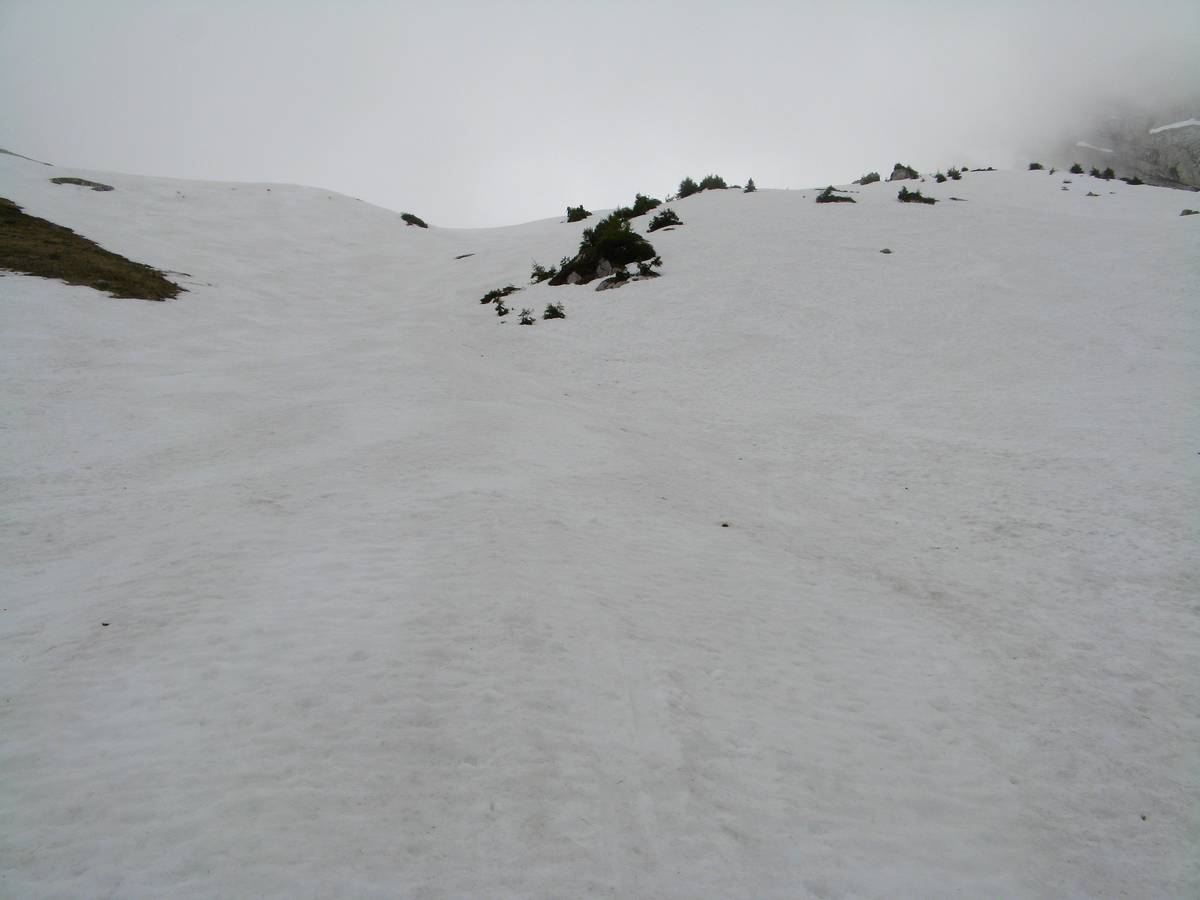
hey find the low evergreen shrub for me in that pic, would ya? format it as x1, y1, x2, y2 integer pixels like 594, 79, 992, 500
566, 205, 591, 222
677, 176, 700, 198
647, 208, 682, 231
698, 174, 728, 191
947, 167, 962, 180
544, 302, 566, 319
934, 172, 947, 183
1028, 162, 1044, 170
480, 285, 520, 305
854, 172, 881, 185
530, 262, 558, 283
744, 178, 757, 193
1070, 162, 1084, 174
816, 186, 855, 204
518, 308, 535, 325
897, 186, 937, 204
401, 213, 428, 228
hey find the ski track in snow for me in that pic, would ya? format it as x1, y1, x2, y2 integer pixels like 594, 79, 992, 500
1148, 118, 1200, 134
2, 159, 1198, 898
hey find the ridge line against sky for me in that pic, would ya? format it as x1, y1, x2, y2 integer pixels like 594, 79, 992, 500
2, 0, 1198, 227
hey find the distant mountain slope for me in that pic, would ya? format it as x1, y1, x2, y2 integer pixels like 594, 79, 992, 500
2, 152, 1198, 899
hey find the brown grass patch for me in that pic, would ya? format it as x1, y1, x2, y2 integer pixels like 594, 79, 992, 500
0, 197, 182, 300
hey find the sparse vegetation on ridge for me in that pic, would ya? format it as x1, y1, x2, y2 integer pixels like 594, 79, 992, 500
0, 197, 181, 300
854, 172, 881, 185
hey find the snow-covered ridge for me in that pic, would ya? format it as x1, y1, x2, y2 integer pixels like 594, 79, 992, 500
2, 151, 1198, 899
1148, 117, 1200, 134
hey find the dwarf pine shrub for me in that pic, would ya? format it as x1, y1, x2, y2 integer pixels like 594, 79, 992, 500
816, 186, 856, 204
698, 174, 728, 191
480, 285, 520, 305
897, 186, 937, 204
677, 176, 700, 198
647, 208, 682, 231
530, 262, 558, 284
566, 205, 591, 222
854, 172, 881, 185
744, 178, 757, 193
947, 167, 962, 180
518, 308, 535, 325
1070, 163, 1084, 174
401, 213, 428, 228
544, 302, 566, 319
1028, 162, 1044, 171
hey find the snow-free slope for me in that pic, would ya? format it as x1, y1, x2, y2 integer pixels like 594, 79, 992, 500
2, 156, 1198, 898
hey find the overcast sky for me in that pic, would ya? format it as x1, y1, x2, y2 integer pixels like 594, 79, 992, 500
2, 0, 1197, 226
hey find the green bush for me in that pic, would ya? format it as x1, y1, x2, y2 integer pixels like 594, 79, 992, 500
854, 172, 881, 185
677, 176, 700, 198
1121, 175, 1144, 185
1028, 162, 1044, 171
947, 167, 962, 180
934, 172, 947, 183
566, 205, 591, 222
544, 302, 566, 319
480, 285, 520, 305
530, 261, 558, 283
744, 178, 757, 193
897, 186, 937, 204
518, 308, 535, 325
816, 186, 855, 204
698, 174, 728, 191
495, 299, 511, 316
629, 193, 661, 216
401, 212, 428, 228
647, 208, 682, 231
1069, 162, 1084, 174
551, 211, 658, 285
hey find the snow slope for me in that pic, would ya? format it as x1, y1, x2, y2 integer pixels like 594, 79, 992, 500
2, 157, 1198, 898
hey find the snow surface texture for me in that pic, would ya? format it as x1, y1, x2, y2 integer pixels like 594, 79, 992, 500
1075, 141, 1115, 154
1148, 118, 1200, 134
2, 157, 1198, 899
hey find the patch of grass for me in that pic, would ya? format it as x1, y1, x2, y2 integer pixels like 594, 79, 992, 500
0, 197, 181, 300
50, 176, 113, 192
401, 212, 428, 228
